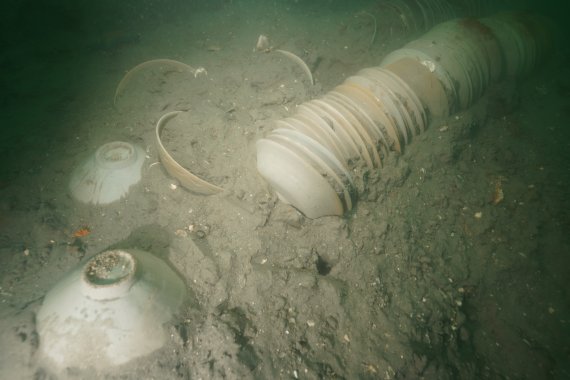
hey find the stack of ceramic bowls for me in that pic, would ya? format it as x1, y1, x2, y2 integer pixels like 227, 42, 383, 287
479, 12, 551, 78
448, 0, 514, 18
257, 12, 550, 219
257, 67, 427, 218
380, 0, 458, 34
381, 13, 551, 117
381, 18, 503, 115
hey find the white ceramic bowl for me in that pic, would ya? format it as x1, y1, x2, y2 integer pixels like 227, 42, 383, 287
36, 249, 186, 371
69, 141, 145, 205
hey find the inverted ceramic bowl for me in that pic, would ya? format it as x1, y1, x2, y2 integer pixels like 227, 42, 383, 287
69, 141, 145, 205
36, 249, 186, 371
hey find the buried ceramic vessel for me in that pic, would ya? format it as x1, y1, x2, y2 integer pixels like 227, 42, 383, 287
36, 249, 186, 371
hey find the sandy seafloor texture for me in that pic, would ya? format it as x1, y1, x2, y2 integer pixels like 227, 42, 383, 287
0, 0, 569, 379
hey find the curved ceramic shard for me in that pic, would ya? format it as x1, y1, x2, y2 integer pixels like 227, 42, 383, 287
275, 49, 314, 85
114, 59, 204, 106
155, 111, 224, 195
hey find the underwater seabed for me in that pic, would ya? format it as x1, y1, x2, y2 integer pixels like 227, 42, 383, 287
0, 0, 569, 379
